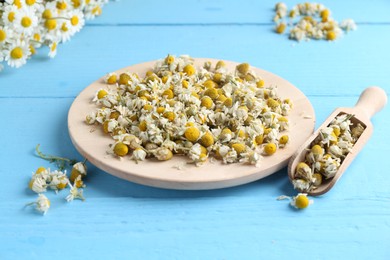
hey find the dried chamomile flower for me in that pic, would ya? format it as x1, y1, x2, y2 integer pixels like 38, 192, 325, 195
26, 194, 50, 215
291, 193, 313, 209
273, 2, 357, 42
29, 174, 48, 193
66, 176, 85, 202
88, 55, 293, 166
292, 113, 365, 192
277, 193, 313, 209
70, 162, 87, 182
48, 170, 69, 191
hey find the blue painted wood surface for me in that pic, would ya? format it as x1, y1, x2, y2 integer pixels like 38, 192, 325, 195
0, 1, 389, 259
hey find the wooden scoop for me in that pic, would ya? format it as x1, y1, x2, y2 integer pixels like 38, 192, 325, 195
288, 86, 387, 196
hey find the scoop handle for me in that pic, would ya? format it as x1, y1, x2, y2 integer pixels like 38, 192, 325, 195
354, 86, 387, 119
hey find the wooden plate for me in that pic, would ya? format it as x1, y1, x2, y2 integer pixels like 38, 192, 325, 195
68, 58, 315, 190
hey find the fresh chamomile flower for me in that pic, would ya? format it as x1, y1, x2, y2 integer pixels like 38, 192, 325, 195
84, 3, 102, 20
48, 41, 58, 58
14, 8, 39, 35
27, 194, 51, 215
2, 4, 19, 26
67, 9, 85, 33
0, 26, 15, 44
4, 39, 31, 68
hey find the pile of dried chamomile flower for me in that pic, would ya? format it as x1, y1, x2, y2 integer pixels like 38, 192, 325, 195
291, 113, 365, 192
86, 55, 293, 167
273, 2, 357, 41
26, 145, 87, 215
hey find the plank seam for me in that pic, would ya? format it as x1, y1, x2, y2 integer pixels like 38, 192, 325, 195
85, 22, 390, 27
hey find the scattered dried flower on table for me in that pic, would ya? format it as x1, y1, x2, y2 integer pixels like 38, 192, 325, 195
26, 145, 88, 215
273, 2, 357, 42
26, 194, 50, 215
87, 55, 293, 167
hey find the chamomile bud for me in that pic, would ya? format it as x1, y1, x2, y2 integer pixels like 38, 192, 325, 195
154, 147, 173, 161
264, 143, 277, 155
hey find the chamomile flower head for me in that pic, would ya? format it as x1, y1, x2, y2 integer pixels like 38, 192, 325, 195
290, 193, 313, 209
4, 39, 31, 68
0, 26, 15, 44
2, 4, 19, 26
29, 175, 47, 193
14, 8, 38, 35
70, 162, 87, 182
132, 148, 147, 162
67, 9, 85, 33
48, 41, 58, 58
66, 182, 85, 202
34, 194, 50, 214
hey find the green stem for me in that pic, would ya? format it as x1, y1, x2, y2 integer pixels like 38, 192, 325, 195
35, 144, 78, 171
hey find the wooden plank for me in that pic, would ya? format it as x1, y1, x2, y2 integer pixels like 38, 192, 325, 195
92, 0, 390, 24
0, 25, 389, 97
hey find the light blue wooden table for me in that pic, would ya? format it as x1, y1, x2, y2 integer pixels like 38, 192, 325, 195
1, 1, 389, 259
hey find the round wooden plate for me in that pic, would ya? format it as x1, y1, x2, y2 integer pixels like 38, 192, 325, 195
68, 58, 315, 190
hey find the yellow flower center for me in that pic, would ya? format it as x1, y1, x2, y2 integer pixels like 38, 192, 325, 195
71, 0, 81, 8
21, 17, 32, 28
92, 6, 102, 15
14, 0, 22, 8
107, 75, 117, 84
0, 30, 6, 42
29, 44, 36, 55
97, 89, 108, 99
35, 167, 46, 174
56, 1, 67, 10
295, 195, 310, 209
42, 9, 52, 19
33, 33, 40, 41
11, 47, 23, 59
8, 12, 16, 22
26, 0, 36, 6
70, 16, 79, 26
45, 19, 57, 30
57, 182, 67, 190
61, 22, 68, 32
51, 42, 57, 52
86, 0, 90, 3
